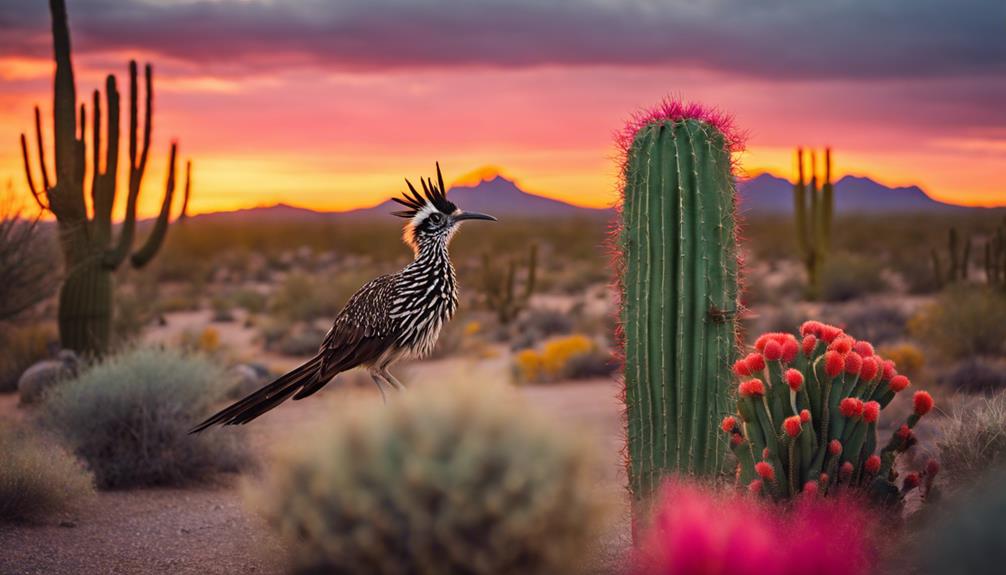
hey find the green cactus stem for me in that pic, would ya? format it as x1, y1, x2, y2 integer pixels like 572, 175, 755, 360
19, 0, 190, 355
480, 243, 537, 324
615, 101, 742, 508
793, 148, 834, 299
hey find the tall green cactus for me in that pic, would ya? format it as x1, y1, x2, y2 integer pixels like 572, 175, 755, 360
932, 227, 972, 288
616, 103, 741, 506
985, 219, 1006, 290
793, 148, 834, 299
480, 243, 537, 324
19, 0, 189, 355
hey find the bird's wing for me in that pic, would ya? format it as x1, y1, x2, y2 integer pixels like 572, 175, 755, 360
291, 273, 400, 399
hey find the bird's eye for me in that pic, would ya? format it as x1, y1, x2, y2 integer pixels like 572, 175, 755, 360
428, 213, 444, 225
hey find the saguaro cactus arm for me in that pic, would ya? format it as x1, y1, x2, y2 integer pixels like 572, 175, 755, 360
131, 142, 178, 268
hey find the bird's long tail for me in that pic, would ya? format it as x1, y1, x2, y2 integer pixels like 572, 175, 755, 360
189, 354, 324, 433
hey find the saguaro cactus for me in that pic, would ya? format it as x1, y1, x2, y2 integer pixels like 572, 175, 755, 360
614, 100, 743, 506
932, 227, 972, 288
480, 243, 537, 324
985, 219, 1005, 290
793, 148, 834, 299
19, 0, 189, 355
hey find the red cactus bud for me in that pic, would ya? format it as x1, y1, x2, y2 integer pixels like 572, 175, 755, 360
863, 401, 880, 423
840, 461, 854, 481
802, 334, 818, 357
800, 320, 823, 337
889, 375, 911, 393
800, 409, 811, 424
762, 448, 770, 460
903, 473, 920, 491
755, 332, 786, 352
828, 440, 843, 456
859, 356, 880, 382
829, 336, 855, 356
896, 424, 912, 440
732, 359, 751, 377
730, 434, 745, 447
744, 352, 766, 373
844, 351, 863, 376
821, 325, 844, 343
784, 415, 802, 438
882, 360, 897, 382
802, 481, 819, 497
839, 397, 864, 418
764, 340, 783, 361
755, 461, 775, 481
853, 341, 875, 357
913, 391, 934, 416
781, 338, 799, 363
820, 473, 829, 484
865, 455, 882, 474
926, 459, 940, 477
721, 416, 737, 433
825, 351, 845, 378
748, 479, 763, 494
739, 378, 766, 397
785, 369, 804, 392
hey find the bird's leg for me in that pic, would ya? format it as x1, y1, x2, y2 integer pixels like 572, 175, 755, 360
381, 369, 406, 391
369, 372, 389, 403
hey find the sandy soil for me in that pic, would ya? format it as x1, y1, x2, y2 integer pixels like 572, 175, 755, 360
0, 368, 631, 575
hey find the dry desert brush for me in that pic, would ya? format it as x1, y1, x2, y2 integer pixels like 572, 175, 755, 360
723, 321, 939, 506
247, 382, 604, 575
40, 347, 248, 489
0, 422, 94, 522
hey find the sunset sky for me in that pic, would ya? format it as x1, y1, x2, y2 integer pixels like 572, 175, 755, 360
0, 0, 1003, 217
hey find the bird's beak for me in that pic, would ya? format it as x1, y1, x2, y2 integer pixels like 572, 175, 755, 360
453, 211, 497, 222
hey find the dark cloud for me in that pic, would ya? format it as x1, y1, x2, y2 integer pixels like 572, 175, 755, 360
0, 0, 1002, 80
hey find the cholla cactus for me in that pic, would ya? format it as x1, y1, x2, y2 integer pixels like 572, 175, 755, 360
248, 382, 604, 575
722, 321, 939, 505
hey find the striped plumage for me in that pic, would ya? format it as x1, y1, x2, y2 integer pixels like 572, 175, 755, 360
190, 164, 495, 433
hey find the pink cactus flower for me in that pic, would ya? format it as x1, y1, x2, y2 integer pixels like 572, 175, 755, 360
755, 461, 775, 481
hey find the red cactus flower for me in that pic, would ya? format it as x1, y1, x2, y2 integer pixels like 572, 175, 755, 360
755, 461, 775, 481
882, 360, 897, 382
764, 340, 783, 361
820, 324, 844, 343
825, 350, 845, 378
731, 434, 745, 447
859, 356, 880, 382
839, 397, 864, 418
785, 369, 804, 392
903, 473, 920, 491
802, 334, 818, 357
863, 401, 880, 423
853, 341, 875, 357
820, 473, 829, 484
800, 320, 823, 337
782, 338, 799, 363
840, 461, 854, 481
913, 391, 934, 416
784, 415, 802, 438
755, 332, 786, 352
748, 479, 763, 494
744, 352, 766, 373
926, 459, 940, 477
829, 336, 855, 356
844, 352, 863, 376
721, 415, 738, 433
896, 424, 912, 441
864, 455, 881, 474
889, 374, 911, 393
828, 440, 843, 456
802, 480, 819, 497
733, 359, 751, 377
739, 378, 766, 397
800, 409, 811, 424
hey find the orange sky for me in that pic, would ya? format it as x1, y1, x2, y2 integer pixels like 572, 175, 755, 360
1, 2, 1003, 218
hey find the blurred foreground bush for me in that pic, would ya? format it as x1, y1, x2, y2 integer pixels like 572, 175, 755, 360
41, 347, 249, 489
909, 285, 1006, 360
0, 423, 94, 522
0, 323, 57, 393
247, 382, 604, 575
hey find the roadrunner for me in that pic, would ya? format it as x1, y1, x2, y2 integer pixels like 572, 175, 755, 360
191, 163, 495, 432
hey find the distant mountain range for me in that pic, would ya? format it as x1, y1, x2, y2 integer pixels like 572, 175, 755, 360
189, 172, 986, 223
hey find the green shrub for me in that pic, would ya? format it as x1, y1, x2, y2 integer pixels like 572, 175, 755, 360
247, 382, 604, 575
818, 252, 888, 302
910, 285, 1006, 360
938, 393, 1006, 484
41, 347, 249, 489
0, 323, 57, 393
0, 422, 94, 522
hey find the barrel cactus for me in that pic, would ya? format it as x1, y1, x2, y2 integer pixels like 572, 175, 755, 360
247, 382, 604, 575
613, 100, 744, 505
723, 321, 939, 505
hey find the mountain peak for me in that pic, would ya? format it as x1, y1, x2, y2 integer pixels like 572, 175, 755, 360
451, 165, 513, 188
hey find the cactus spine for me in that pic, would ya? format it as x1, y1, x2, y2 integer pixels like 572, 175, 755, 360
616, 104, 741, 506
793, 148, 834, 299
481, 243, 537, 324
19, 0, 189, 355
